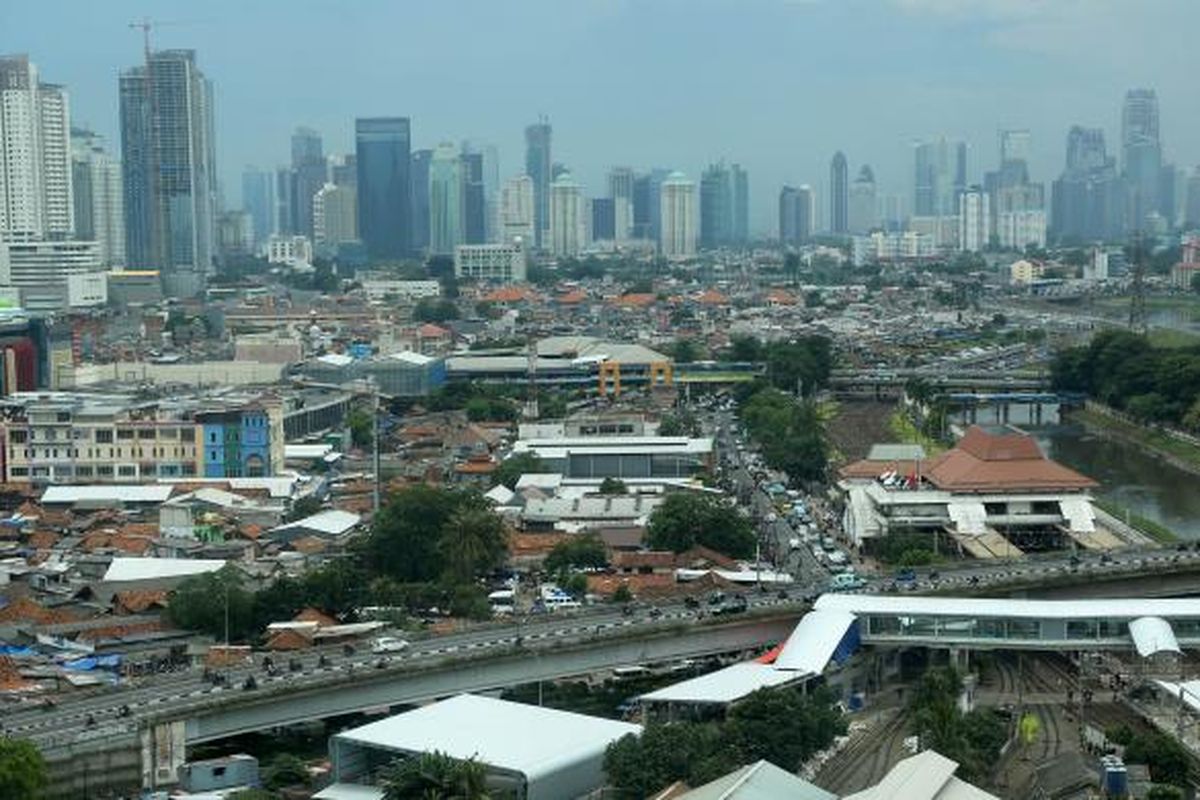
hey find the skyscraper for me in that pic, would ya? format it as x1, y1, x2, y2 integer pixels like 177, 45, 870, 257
590, 198, 615, 242
608, 167, 634, 243
549, 172, 582, 257
290, 126, 326, 239
524, 117, 551, 248
1051, 126, 1124, 242
958, 187, 989, 252
779, 185, 812, 246
355, 117, 411, 259
429, 142, 462, 256
1122, 88, 1162, 229
0, 55, 74, 240
500, 174, 535, 246
313, 182, 357, 248
120, 49, 216, 297
848, 165, 877, 234
830, 152, 848, 235
241, 167, 275, 247
409, 148, 431, 254
699, 161, 750, 248
274, 166, 296, 235
460, 150, 486, 245
659, 171, 696, 257
1186, 167, 1200, 229
985, 129, 1045, 250
914, 138, 967, 217
70, 128, 125, 266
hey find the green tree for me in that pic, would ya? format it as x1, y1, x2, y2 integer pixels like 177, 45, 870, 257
646, 492, 755, 558
382, 751, 492, 800
439, 507, 509, 585
166, 566, 255, 642
611, 583, 633, 603
285, 494, 323, 522
366, 486, 493, 582
604, 723, 732, 799
413, 298, 459, 323
739, 388, 829, 483
659, 409, 701, 437
1147, 785, 1184, 800
347, 407, 374, 448
263, 753, 310, 790
729, 335, 762, 362
762, 337, 833, 396
544, 535, 608, 574
492, 452, 546, 490
0, 738, 47, 800
1191, 273, 1200, 295
1125, 730, 1192, 787
669, 338, 701, 364
722, 687, 846, 771
598, 477, 628, 495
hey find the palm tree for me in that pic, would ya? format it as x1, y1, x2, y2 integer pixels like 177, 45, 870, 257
439, 507, 508, 585
382, 752, 492, 800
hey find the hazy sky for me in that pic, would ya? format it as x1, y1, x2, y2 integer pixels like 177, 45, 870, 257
6, 0, 1199, 234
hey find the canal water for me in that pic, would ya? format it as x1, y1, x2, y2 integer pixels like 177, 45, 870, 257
1034, 423, 1200, 540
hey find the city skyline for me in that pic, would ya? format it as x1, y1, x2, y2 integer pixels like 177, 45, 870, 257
6, 0, 1200, 235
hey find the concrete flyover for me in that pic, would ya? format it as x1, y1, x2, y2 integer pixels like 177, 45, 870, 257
35, 610, 798, 799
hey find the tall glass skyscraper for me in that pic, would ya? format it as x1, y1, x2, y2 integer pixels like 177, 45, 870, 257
913, 138, 967, 217
830, 152, 848, 234
409, 148, 432, 254
429, 142, 462, 255
461, 150, 486, 245
524, 117, 551, 248
1122, 88, 1162, 230
699, 161, 749, 248
355, 117, 411, 259
290, 126, 326, 239
119, 49, 216, 297
241, 167, 275, 247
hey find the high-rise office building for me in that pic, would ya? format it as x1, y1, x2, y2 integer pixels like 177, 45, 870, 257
313, 183, 357, 248
274, 167, 296, 235
1051, 126, 1125, 242
429, 142, 462, 256
983, 129, 1044, 249
700, 161, 749, 248
524, 117, 551, 248
409, 148, 431, 254
500, 174, 535, 246
463, 141, 499, 242
958, 187, 989, 253
241, 167, 275, 247
355, 117, 410, 259
70, 128, 124, 267
659, 171, 696, 258
461, 150, 486, 245
848, 165, 877, 234
778, 185, 813, 246
549, 172, 582, 257
331, 154, 356, 188
1185, 167, 1200, 229
830, 152, 848, 235
290, 126, 326, 239
1122, 88, 1162, 230
0, 55, 74, 240
590, 198, 615, 242
608, 167, 635, 243
914, 138, 967, 217
120, 49, 216, 297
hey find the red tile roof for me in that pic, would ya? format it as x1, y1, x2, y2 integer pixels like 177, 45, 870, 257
925, 426, 1097, 493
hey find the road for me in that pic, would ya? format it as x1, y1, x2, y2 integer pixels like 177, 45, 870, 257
8, 590, 801, 752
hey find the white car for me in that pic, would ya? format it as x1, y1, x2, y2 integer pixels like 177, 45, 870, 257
371, 636, 409, 654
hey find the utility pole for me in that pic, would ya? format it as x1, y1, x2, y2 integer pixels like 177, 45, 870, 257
372, 379, 382, 515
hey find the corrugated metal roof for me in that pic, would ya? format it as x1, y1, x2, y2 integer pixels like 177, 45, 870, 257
843, 750, 999, 800
334, 694, 640, 781
678, 760, 836, 800
42, 485, 175, 505
103, 557, 226, 583
639, 662, 803, 705
271, 509, 361, 537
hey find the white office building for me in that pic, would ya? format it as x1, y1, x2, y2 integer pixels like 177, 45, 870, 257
265, 234, 313, 267
997, 209, 1046, 251
549, 172, 583, 257
1, 238, 105, 310
500, 174, 535, 247
851, 231, 935, 266
313, 182, 357, 246
659, 171, 696, 258
455, 240, 527, 283
70, 129, 124, 267
957, 189, 989, 253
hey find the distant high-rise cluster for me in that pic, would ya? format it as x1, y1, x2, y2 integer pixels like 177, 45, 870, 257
699, 161, 749, 249
778, 185, 813, 246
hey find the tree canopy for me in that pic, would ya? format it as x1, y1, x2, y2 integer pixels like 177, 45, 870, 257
0, 738, 48, 800
646, 492, 754, 558
598, 477, 628, 495
382, 752, 492, 800
492, 452, 546, 490
739, 388, 829, 483
544, 534, 608, 574
1052, 329, 1200, 428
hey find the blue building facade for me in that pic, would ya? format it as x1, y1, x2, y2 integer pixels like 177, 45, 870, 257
197, 405, 279, 478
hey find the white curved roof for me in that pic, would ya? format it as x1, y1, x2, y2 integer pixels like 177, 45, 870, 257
774, 610, 857, 673
1129, 616, 1182, 657
815, 594, 1200, 621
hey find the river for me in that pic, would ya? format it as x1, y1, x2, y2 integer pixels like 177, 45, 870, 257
1034, 423, 1200, 540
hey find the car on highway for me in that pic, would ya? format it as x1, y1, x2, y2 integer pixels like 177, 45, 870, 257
894, 568, 917, 583
830, 573, 867, 591
713, 595, 748, 616
370, 636, 409, 654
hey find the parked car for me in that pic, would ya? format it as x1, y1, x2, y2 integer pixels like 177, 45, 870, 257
371, 636, 409, 654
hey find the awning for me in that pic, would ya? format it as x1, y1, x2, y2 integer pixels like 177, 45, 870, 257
774, 610, 859, 674
1129, 616, 1181, 658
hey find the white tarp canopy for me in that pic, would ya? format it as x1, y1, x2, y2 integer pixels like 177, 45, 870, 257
947, 500, 987, 534
1129, 616, 1181, 658
1059, 497, 1096, 533
774, 610, 858, 674
103, 558, 226, 583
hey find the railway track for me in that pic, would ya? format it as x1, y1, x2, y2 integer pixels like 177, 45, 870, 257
817, 710, 909, 794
